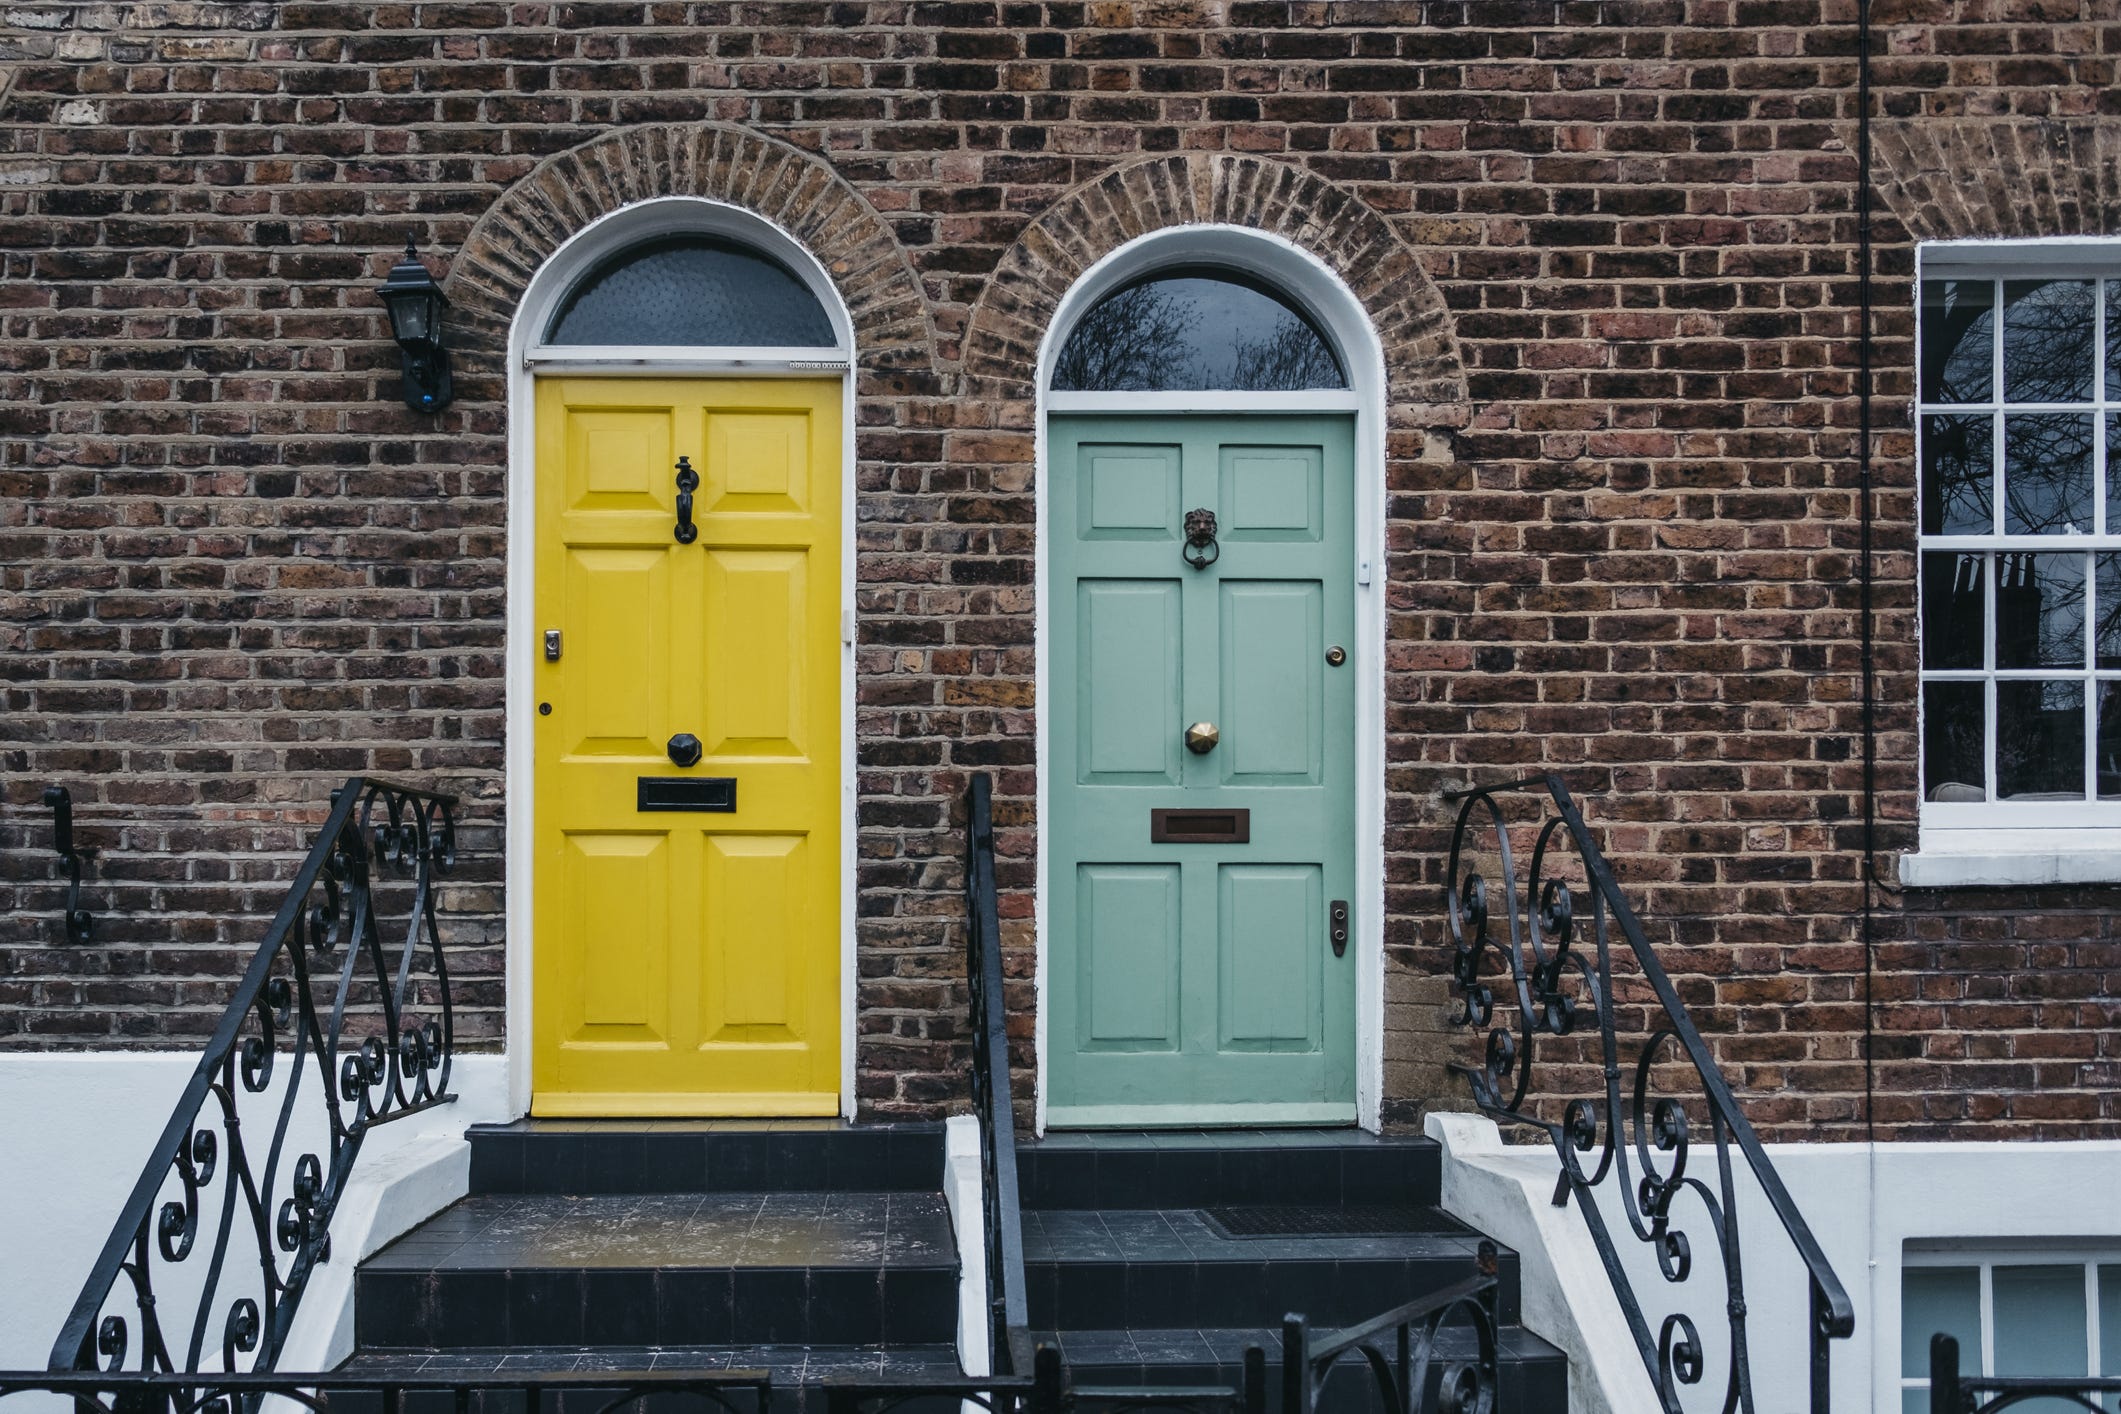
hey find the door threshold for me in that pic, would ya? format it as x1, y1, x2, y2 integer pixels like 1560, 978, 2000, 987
531, 1091, 841, 1119
1044, 1102, 1359, 1130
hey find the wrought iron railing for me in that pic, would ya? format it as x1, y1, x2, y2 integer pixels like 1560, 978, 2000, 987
1927, 1333, 2121, 1413
1279, 1247, 1500, 1414
963, 772, 1034, 1379
1442, 774, 1855, 1414
0, 1361, 1252, 1414
50, 777, 459, 1377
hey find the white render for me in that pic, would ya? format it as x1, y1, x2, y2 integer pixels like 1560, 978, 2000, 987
0, 1053, 509, 1382
1431, 1112, 2121, 1413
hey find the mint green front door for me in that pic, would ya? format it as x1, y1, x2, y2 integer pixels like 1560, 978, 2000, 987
1048, 414, 1358, 1125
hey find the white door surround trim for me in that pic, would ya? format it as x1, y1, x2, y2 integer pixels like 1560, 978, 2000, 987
501, 195, 861, 1119
1031, 224, 1391, 1134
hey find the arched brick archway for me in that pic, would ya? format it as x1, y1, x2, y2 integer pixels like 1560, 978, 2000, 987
957, 153, 1466, 422
444, 123, 934, 380
1871, 118, 2121, 241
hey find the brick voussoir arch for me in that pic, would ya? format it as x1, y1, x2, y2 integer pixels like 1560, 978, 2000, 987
1872, 117, 2121, 241
959, 153, 1466, 419
445, 123, 933, 376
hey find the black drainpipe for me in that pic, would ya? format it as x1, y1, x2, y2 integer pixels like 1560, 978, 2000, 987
1856, 0, 1879, 1143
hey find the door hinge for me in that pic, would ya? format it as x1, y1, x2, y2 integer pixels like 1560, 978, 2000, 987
1329, 899, 1349, 958
842, 609, 855, 645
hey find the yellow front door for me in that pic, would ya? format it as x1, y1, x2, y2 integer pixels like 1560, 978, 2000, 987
531, 377, 841, 1116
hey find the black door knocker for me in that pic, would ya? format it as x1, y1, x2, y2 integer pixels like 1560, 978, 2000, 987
1183, 507, 1219, 569
674, 456, 699, 544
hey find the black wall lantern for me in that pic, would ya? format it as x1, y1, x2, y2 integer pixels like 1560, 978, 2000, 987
379, 235, 453, 413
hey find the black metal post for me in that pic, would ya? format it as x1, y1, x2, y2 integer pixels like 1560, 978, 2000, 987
1929, 1333, 1960, 1414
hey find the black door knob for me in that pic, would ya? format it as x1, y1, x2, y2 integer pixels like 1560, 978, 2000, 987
666, 733, 702, 768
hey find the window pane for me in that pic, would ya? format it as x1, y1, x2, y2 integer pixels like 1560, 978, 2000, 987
1923, 552, 1986, 670
1903, 1266, 1981, 1378
2099, 553, 2121, 669
1993, 1264, 2088, 1378
1051, 271, 1346, 392
1923, 279, 1995, 404
1996, 553, 2085, 669
2004, 278, 2095, 403
2100, 683, 2121, 801
2004, 413, 2094, 534
1923, 681, 1987, 802
1922, 413, 1995, 535
2106, 280, 2121, 402
1999, 680, 2086, 799
2110, 414, 2121, 534
544, 236, 837, 347
2099, 1267, 2121, 1375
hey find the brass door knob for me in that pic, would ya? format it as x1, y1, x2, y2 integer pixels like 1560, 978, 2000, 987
1185, 721, 1220, 754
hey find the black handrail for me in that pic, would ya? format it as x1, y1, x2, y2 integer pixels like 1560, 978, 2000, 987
964, 772, 1034, 1378
1443, 774, 1855, 1414
50, 776, 459, 1376
1279, 1246, 1500, 1414
0, 1359, 1250, 1414
1928, 1332, 2121, 1413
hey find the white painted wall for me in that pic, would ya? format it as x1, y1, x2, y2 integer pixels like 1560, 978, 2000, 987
1431, 1113, 2121, 1414
0, 1052, 509, 1378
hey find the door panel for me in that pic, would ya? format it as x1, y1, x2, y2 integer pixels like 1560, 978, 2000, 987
1077, 862, 1183, 1051
1218, 580, 1321, 783
1050, 413, 1356, 1124
534, 377, 841, 1116
1077, 579, 1183, 783
1216, 863, 1321, 1052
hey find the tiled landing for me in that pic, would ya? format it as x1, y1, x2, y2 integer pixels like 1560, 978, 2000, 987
343, 1121, 962, 1398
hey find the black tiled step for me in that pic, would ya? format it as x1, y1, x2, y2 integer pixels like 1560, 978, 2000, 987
329, 1345, 964, 1414
1016, 1131, 1439, 1210
358, 1193, 956, 1348
1023, 1207, 1519, 1329
469, 1120, 944, 1195
1042, 1327, 1567, 1414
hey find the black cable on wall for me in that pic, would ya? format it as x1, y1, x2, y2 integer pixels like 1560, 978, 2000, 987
1855, 0, 1878, 1143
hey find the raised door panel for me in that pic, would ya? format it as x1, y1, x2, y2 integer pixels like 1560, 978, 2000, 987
702, 548, 807, 759
1077, 579, 1182, 784
1216, 863, 1321, 1054
1076, 863, 1181, 1052
560, 831, 671, 1044
706, 410, 811, 515
700, 834, 808, 1044
1078, 444, 1181, 540
1218, 445, 1322, 542
563, 548, 671, 757
565, 408, 675, 516
1218, 580, 1321, 783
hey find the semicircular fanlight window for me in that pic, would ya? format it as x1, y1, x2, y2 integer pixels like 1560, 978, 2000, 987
544, 235, 837, 347
1051, 269, 1346, 392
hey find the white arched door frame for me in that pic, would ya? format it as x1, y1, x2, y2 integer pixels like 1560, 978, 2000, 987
1032, 225, 1390, 1133
502, 195, 859, 1118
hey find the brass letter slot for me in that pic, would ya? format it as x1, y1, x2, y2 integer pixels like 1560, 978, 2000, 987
637, 776, 737, 813
1150, 808, 1250, 844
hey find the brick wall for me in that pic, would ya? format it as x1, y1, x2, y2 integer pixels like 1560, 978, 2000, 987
2, 1, 2118, 1137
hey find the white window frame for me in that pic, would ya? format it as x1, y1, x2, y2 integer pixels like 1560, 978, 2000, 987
1900, 1244, 2121, 1404
1904, 240, 2121, 886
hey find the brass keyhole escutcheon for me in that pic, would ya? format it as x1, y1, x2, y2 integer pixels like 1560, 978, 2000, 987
1326, 645, 1347, 667
1185, 721, 1220, 754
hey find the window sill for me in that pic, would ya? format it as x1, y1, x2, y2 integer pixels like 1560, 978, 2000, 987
1899, 845, 2121, 889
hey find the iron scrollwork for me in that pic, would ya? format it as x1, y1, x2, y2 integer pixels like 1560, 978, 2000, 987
1442, 774, 1854, 1414
1280, 1247, 1499, 1414
51, 776, 459, 1377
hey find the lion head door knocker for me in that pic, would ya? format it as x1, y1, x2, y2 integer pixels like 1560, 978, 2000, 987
1182, 507, 1220, 569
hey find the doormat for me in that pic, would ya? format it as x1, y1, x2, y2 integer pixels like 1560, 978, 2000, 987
1200, 1206, 1447, 1239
